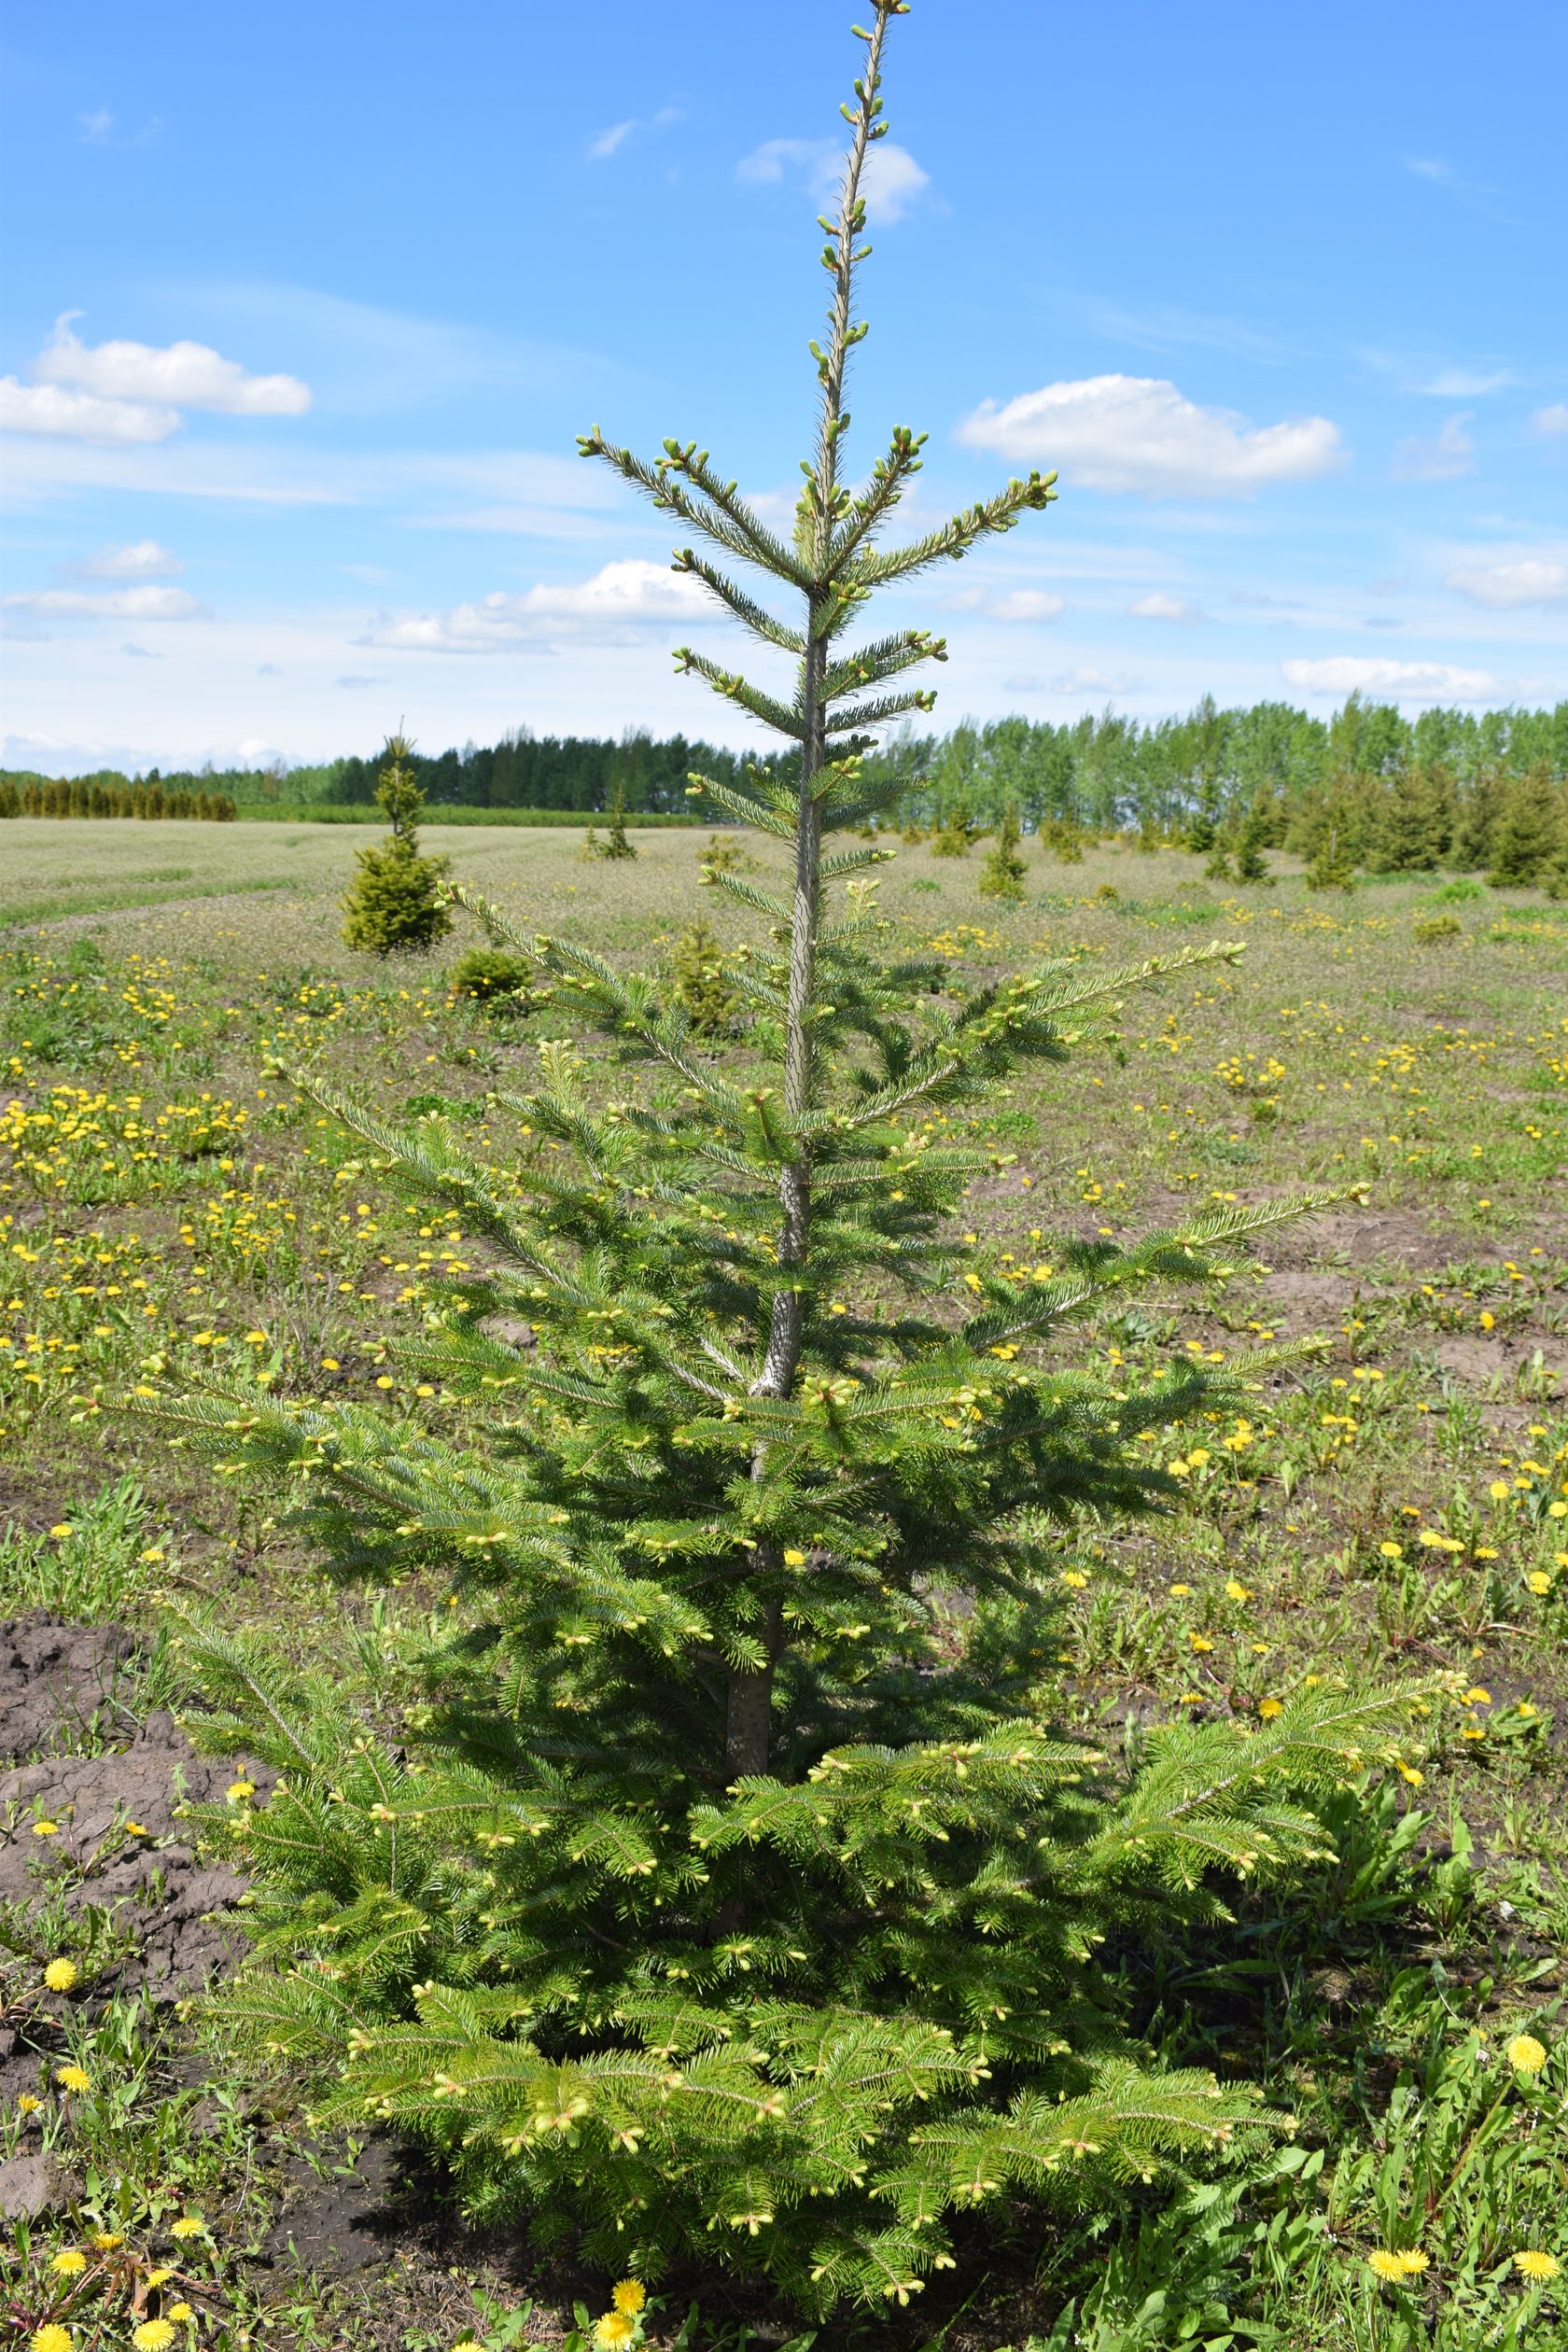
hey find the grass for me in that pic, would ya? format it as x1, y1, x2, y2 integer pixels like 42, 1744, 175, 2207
0, 820, 1565, 2349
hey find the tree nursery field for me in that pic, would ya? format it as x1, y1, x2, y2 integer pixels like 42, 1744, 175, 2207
1, 816, 1565, 2352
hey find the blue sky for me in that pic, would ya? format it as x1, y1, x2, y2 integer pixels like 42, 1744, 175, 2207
2, 0, 1564, 775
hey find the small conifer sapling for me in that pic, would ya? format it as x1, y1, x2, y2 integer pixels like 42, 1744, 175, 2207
341, 735, 452, 955
977, 802, 1029, 899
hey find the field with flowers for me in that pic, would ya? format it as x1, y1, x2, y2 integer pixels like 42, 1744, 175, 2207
2, 814, 1566, 2351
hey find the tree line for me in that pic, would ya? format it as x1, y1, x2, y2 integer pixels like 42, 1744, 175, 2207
0, 773, 237, 821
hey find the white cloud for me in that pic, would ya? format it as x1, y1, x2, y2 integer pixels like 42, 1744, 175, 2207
587, 107, 682, 161
80, 539, 183, 579
0, 377, 180, 443
35, 317, 311, 416
860, 143, 931, 224
957, 374, 1344, 497
987, 589, 1066, 621
1417, 367, 1511, 398
735, 135, 930, 223
949, 585, 1066, 622
589, 121, 636, 159
363, 558, 711, 652
1281, 656, 1494, 700
1444, 558, 1568, 609
78, 107, 115, 144
1127, 592, 1204, 623
1533, 404, 1568, 437
4, 585, 202, 621
1052, 666, 1136, 695
1391, 413, 1474, 482
736, 136, 830, 187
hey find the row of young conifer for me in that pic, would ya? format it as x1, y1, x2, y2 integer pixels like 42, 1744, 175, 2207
0, 775, 237, 821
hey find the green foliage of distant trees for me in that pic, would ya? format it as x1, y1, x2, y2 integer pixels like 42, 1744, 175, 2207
0, 773, 236, 820
7, 689, 1565, 850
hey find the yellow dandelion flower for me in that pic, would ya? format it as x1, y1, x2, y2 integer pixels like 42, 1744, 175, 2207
50, 2247, 88, 2275
169, 2214, 206, 2238
595, 2316, 637, 2349
32, 2327, 76, 2352
1367, 2248, 1411, 2280
1490, 1480, 1510, 1501
133, 2326, 177, 2352
1396, 2249, 1429, 2274
49, 1523, 74, 1539
144, 2267, 175, 2287
1506, 2033, 1547, 2075
224, 1781, 255, 1803
44, 1957, 78, 1993
17, 2092, 43, 2114
1225, 1578, 1253, 1603
92, 2231, 124, 2250
55, 2065, 91, 2093
612, 2281, 647, 2316
32, 1818, 61, 1838
166, 2307, 194, 2324
783, 1547, 806, 1566
1531, 1571, 1554, 1594
1513, 2250, 1561, 2281
1379, 1541, 1403, 1559
1397, 1761, 1424, 1786
1258, 1698, 1283, 1720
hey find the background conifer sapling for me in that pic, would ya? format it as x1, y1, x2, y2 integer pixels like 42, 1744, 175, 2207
341, 734, 452, 955
977, 801, 1029, 900
158, 1, 1425, 2313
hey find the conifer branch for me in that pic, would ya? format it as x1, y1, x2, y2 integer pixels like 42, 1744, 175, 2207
674, 650, 805, 740
673, 549, 806, 652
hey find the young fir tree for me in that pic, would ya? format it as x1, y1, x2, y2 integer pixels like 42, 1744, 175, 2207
155, 5, 1420, 2312
603, 777, 637, 860
1368, 763, 1454, 873
1304, 819, 1357, 891
1487, 764, 1561, 888
342, 735, 452, 955
977, 801, 1028, 899
929, 794, 981, 855
1230, 796, 1274, 887
582, 780, 638, 861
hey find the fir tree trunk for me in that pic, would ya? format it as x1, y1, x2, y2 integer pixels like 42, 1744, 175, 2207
724, 10, 877, 1772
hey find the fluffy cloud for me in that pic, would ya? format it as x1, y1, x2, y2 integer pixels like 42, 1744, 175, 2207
1443, 558, 1568, 608
364, 558, 711, 652
0, 378, 180, 443
1281, 656, 1493, 700
1391, 413, 1474, 482
957, 375, 1344, 497
35, 317, 310, 416
1127, 592, 1204, 623
3, 585, 202, 621
1052, 665, 1135, 695
1533, 404, 1568, 437
80, 539, 183, 579
736, 136, 930, 223
949, 585, 1066, 622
